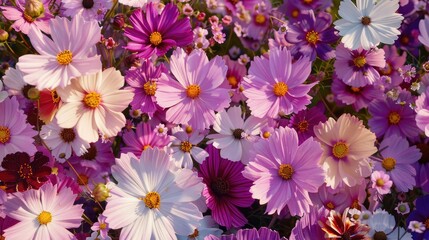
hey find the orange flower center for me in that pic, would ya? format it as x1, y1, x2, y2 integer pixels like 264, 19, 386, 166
326, 202, 335, 210
297, 120, 309, 132
382, 157, 396, 171
332, 142, 349, 159
143, 81, 157, 96
227, 76, 238, 88
273, 82, 288, 96
186, 85, 201, 99
0, 126, 10, 144
149, 32, 162, 46
254, 14, 266, 25
388, 112, 401, 125
262, 131, 271, 139
278, 164, 294, 180
143, 192, 161, 209
376, 178, 385, 187
350, 87, 360, 93
306, 30, 319, 45
83, 92, 101, 109
180, 141, 192, 153
353, 56, 366, 68
37, 211, 52, 225
56, 50, 73, 65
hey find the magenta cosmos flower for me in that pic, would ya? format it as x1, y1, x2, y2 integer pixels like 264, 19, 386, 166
243, 127, 324, 216
334, 43, 385, 87
16, 16, 102, 90
198, 145, 253, 229
0, 96, 37, 161
156, 48, 231, 130
121, 123, 170, 157
3, 183, 84, 240
124, 2, 193, 59
243, 46, 316, 118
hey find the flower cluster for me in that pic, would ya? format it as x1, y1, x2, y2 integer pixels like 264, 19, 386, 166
1, 0, 429, 239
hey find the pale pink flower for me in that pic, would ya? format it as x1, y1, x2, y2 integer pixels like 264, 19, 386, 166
56, 68, 133, 143
371, 170, 393, 195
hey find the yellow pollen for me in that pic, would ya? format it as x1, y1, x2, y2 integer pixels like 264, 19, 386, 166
83, 92, 101, 109
305, 30, 319, 45
332, 142, 349, 159
352, 214, 360, 220
18, 163, 33, 179
158, 128, 164, 133
227, 76, 238, 88
186, 85, 201, 99
51, 90, 60, 104
326, 202, 335, 210
180, 141, 192, 153
143, 192, 160, 209
254, 14, 266, 25
291, 9, 299, 18
353, 56, 366, 68
239, 86, 244, 92
56, 50, 73, 65
388, 112, 401, 125
297, 120, 309, 133
273, 82, 288, 97
149, 32, 162, 46
350, 87, 360, 93
99, 223, 107, 230
262, 131, 271, 139
185, 125, 193, 134
376, 178, 385, 187
382, 157, 396, 171
143, 81, 157, 96
143, 144, 152, 151
37, 211, 52, 225
278, 164, 294, 180
303, 0, 313, 3
0, 126, 10, 144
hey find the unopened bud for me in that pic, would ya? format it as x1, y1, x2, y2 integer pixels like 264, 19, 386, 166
27, 87, 40, 100
25, 0, 45, 19
92, 183, 110, 202
0, 29, 8, 42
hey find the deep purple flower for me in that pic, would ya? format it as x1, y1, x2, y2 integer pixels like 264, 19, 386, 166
415, 142, 429, 192
377, 45, 407, 91
287, 104, 327, 143
368, 96, 420, 139
334, 43, 385, 87
206, 227, 286, 240
407, 195, 429, 240
198, 144, 253, 229
124, 3, 193, 59
292, 0, 332, 11
125, 59, 166, 116
331, 76, 384, 111
286, 11, 337, 61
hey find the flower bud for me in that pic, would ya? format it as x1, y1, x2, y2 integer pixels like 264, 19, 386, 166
24, 0, 45, 19
0, 29, 8, 42
92, 183, 110, 202
112, 14, 125, 30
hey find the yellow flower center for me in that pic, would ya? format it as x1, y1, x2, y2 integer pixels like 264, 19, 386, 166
227, 76, 238, 88
303, 0, 313, 3
37, 211, 52, 225
185, 125, 193, 134
51, 90, 61, 104
83, 92, 101, 109
157, 128, 164, 134
278, 164, 294, 180
273, 82, 288, 97
382, 157, 396, 171
143, 81, 157, 96
291, 9, 299, 18
18, 163, 33, 179
56, 50, 73, 65
254, 14, 266, 25
353, 56, 366, 68
262, 131, 271, 139
99, 223, 107, 230
180, 141, 192, 153
376, 178, 385, 187
143, 144, 152, 151
143, 192, 161, 209
326, 202, 335, 210
332, 142, 349, 159
352, 214, 360, 220
149, 32, 162, 46
0, 126, 10, 144
388, 112, 401, 125
186, 85, 201, 99
297, 120, 309, 133
350, 87, 360, 93
305, 30, 319, 45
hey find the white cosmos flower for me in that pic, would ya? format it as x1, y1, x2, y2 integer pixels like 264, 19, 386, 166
334, 0, 404, 50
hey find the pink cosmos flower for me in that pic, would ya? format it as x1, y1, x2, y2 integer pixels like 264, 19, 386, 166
3, 183, 84, 239
0, 0, 53, 34
314, 114, 377, 189
16, 16, 102, 90
91, 214, 110, 239
243, 127, 325, 216
121, 123, 170, 157
0, 96, 37, 161
371, 170, 393, 195
243, 46, 316, 118
156, 48, 231, 130
56, 68, 134, 143
170, 126, 209, 169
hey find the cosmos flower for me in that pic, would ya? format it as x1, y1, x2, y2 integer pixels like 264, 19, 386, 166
367, 209, 412, 240
334, 43, 385, 87
103, 149, 204, 239
16, 16, 102, 90
37, 89, 62, 124
314, 114, 377, 189
156, 48, 231, 130
170, 126, 209, 169
121, 123, 170, 157
287, 104, 327, 144
0, 96, 37, 161
207, 106, 266, 163
370, 171, 393, 195
243, 46, 316, 118
243, 127, 325, 216
407, 195, 429, 240
198, 145, 253, 229
3, 182, 84, 239
0, 152, 51, 193
61, 0, 113, 21
334, 0, 404, 50
320, 208, 370, 240
124, 2, 193, 59
289, 206, 329, 240
55, 68, 133, 143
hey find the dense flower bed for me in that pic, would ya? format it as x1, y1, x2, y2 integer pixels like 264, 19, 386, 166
0, 0, 429, 239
